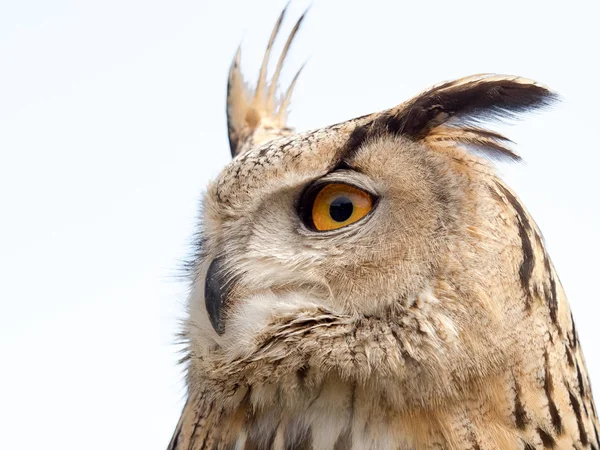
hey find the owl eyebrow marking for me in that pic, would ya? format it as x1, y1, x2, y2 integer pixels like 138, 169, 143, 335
338, 121, 372, 162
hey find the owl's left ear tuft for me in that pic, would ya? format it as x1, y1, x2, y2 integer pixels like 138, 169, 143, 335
357, 75, 559, 162
398, 75, 558, 139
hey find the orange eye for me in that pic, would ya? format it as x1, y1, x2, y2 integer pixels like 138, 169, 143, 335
311, 183, 374, 231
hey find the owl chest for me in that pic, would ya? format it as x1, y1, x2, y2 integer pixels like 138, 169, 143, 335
233, 385, 419, 450
231, 386, 530, 450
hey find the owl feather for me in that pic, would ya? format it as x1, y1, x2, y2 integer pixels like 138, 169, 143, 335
226, 5, 305, 157
169, 8, 599, 450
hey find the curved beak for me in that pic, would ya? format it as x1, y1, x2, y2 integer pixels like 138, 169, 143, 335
204, 257, 229, 335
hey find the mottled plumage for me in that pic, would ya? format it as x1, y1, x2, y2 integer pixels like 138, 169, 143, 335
169, 7, 599, 450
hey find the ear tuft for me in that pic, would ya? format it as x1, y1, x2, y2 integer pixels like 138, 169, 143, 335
226, 7, 307, 157
398, 75, 558, 139
424, 125, 521, 162
344, 75, 558, 163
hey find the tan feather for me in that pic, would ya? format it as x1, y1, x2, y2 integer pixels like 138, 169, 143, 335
226, 7, 305, 157
425, 125, 520, 162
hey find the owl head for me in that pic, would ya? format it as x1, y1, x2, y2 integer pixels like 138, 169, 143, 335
183, 8, 560, 409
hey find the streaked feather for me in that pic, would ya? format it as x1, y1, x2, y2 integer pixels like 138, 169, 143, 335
170, 7, 598, 450
226, 7, 305, 157
425, 125, 520, 162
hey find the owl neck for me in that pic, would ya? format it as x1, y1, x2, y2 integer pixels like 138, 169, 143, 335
182, 298, 598, 448
184, 357, 540, 449
190, 289, 517, 407
186, 305, 524, 440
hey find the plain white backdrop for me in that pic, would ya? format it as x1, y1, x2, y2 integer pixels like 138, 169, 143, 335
1, 1, 598, 448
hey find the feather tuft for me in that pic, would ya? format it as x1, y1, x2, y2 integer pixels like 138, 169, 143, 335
226, 7, 306, 157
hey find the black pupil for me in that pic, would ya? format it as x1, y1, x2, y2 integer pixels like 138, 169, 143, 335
329, 196, 354, 222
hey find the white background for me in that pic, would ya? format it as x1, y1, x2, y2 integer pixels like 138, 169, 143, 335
1, 1, 598, 448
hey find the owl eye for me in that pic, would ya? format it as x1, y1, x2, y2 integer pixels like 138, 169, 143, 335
307, 183, 374, 231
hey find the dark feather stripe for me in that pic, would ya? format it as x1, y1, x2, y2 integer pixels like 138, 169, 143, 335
576, 362, 586, 399
243, 437, 258, 450
565, 346, 575, 367
569, 313, 579, 350
543, 351, 563, 435
468, 429, 482, 450
569, 390, 589, 446
590, 394, 598, 419
284, 424, 313, 450
333, 428, 352, 450
341, 119, 373, 162
545, 277, 559, 326
168, 425, 182, 450
515, 219, 535, 309
539, 246, 561, 328
168, 397, 191, 450
185, 399, 208, 450
245, 426, 276, 450
495, 183, 534, 307
537, 427, 556, 448
514, 377, 529, 429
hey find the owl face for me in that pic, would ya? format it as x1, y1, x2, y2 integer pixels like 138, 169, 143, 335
189, 122, 537, 411
191, 131, 465, 353
170, 10, 600, 450
182, 5, 560, 405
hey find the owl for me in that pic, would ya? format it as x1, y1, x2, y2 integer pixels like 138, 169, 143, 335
168, 7, 599, 450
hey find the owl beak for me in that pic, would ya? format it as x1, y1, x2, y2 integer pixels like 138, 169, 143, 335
204, 257, 228, 335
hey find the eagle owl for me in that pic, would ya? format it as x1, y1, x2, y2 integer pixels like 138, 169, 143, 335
169, 7, 599, 450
